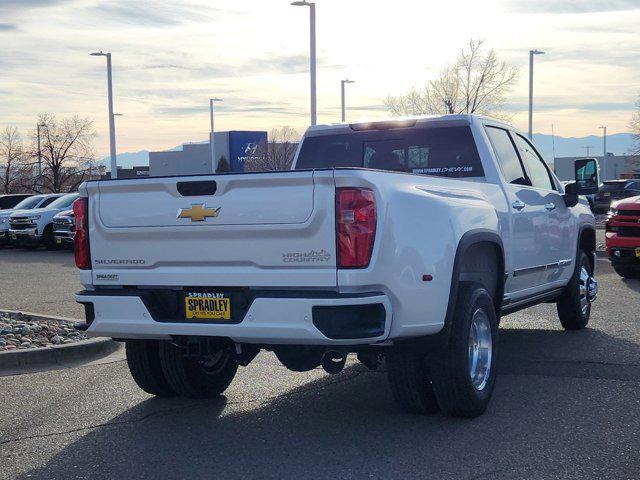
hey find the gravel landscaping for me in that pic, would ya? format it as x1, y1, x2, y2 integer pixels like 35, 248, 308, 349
0, 312, 87, 351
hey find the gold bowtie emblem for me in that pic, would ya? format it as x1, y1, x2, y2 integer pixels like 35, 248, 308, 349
177, 204, 221, 222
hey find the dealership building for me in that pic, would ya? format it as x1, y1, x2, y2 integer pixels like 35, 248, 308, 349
149, 131, 267, 177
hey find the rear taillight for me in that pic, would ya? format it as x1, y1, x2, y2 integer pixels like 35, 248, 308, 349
336, 188, 376, 268
73, 197, 91, 269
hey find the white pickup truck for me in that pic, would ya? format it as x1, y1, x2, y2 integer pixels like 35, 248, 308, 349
74, 115, 598, 417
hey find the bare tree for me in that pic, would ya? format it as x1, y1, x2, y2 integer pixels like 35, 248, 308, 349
245, 127, 300, 172
33, 113, 97, 193
0, 126, 29, 194
384, 39, 519, 119
630, 96, 640, 155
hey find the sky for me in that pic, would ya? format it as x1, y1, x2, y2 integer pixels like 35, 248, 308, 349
1, 0, 640, 157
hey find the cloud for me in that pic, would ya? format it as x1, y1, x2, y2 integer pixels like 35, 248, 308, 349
122, 53, 312, 79
88, 1, 221, 27
503, 100, 636, 112
154, 101, 308, 117
0, 0, 71, 14
0, 23, 18, 31
504, 0, 640, 13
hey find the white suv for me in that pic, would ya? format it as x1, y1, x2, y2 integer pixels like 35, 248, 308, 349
0, 194, 62, 247
9, 193, 78, 249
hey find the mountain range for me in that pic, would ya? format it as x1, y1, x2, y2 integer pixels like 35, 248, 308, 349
101, 133, 637, 169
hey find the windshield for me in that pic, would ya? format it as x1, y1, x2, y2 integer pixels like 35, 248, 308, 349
12, 196, 44, 210
47, 193, 79, 210
295, 126, 484, 178
601, 182, 627, 192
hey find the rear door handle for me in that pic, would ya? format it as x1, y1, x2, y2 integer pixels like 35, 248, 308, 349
545, 202, 556, 211
512, 200, 525, 211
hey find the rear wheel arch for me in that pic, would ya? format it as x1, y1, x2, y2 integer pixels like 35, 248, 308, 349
450, 231, 505, 316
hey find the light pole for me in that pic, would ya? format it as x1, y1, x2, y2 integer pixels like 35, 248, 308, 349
583, 146, 593, 157
599, 125, 607, 160
528, 49, 544, 140
90, 51, 117, 179
340, 79, 355, 123
291, 1, 316, 126
209, 98, 223, 172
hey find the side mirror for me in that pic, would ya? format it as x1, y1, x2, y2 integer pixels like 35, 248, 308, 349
574, 158, 599, 195
563, 182, 579, 207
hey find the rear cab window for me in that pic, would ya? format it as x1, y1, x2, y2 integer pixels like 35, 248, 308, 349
295, 126, 484, 178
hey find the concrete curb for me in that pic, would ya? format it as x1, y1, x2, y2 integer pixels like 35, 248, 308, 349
0, 310, 120, 372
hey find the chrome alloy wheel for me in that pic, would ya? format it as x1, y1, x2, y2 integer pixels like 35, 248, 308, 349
578, 266, 596, 315
468, 309, 493, 391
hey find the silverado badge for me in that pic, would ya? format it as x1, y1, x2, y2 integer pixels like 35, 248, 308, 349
177, 204, 221, 222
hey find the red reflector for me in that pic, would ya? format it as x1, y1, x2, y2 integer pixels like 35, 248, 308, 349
336, 188, 376, 268
73, 197, 91, 270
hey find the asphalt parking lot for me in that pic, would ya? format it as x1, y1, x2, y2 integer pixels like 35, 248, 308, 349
0, 248, 83, 319
1, 247, 639, 479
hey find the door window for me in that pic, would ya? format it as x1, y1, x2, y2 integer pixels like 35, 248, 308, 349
514, 135, 555, 191
485, 127, 529, 186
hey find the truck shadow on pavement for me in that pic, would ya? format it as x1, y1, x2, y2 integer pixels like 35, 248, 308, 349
17, 327, 640, 480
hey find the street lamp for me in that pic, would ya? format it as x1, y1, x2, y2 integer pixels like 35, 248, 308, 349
599, 125, 607, 161
291, 1, 316, 126
209, 98, 223, 171
90, 51, 117, 179
340, 79, 355, 123
528, 49, 545, 140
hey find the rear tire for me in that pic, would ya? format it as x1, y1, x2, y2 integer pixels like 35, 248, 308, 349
429, 284, 498, 418
42, 225, 56, 250
557, 251, 594, 330
159, 341, 238, 399
613, 265, 640, 279
386, 349, 440, 414
125, 340, 175, 397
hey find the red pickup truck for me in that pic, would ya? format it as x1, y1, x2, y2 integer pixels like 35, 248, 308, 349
605, 195, 640, 278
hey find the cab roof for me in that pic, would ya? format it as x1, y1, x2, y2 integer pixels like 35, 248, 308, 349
304, 114, 514, 137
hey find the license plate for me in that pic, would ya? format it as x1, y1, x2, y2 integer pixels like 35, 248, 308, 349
636, 248, 640, 259
55, 238, 62, 244
604, 192, 611, 197
184, 292, 231, 320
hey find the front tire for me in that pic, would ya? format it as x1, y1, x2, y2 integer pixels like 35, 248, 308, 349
159, 341, 238, 399
429, 284, 498, 418
42, 225, 56, 250
125, 340, 175, 397
613, 265, 640, 279
557, 251, 595, 330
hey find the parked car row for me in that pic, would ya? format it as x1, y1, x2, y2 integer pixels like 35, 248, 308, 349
0, 193, 78, 250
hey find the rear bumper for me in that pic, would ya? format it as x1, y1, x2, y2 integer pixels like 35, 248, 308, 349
76, 289, 392, 345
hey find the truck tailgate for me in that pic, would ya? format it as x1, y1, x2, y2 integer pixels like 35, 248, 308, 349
86, 170, 337, 287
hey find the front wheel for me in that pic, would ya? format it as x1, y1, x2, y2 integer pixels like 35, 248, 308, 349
159, 341, 238, 399
557, 251, 596, 330
613, 265, 640, 279
429, 284, 499, 418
